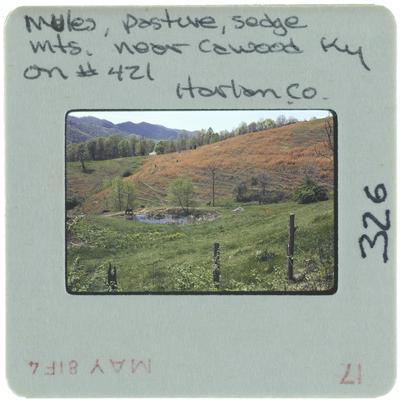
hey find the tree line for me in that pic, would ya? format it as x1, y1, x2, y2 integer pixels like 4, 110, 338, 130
66, 136, 155, 164
66, 114, 309, 164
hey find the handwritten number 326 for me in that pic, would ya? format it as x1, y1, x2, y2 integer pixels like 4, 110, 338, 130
358, 184, 390, 263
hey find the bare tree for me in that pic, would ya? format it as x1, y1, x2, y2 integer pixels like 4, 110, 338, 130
210, 166, 217, 207
314, 117, 334, 161
207, 162, 218, 207
77, 144, 87, 172
112, 177, 135, 211
276, 114, 287, 127
112, 177, 124, 211
257, 171, 271, 202
301, 165, 317, 180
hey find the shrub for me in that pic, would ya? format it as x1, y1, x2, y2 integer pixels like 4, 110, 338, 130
121, 169, 132, 177
66, 196, 81, 210
234, 185, 286, 204
258, 190, 286, 204
293, 177, 328, 204
233, 182, 261, 203
233, 182, 248, 202
167, 178, 196, 214
250, 176, 258, 186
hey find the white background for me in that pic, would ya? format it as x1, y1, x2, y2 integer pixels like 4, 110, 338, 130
0, 0, 399, 399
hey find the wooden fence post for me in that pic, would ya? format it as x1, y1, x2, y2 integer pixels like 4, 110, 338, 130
287, 213, 296, 281
107, 263, 118, 292
213, 242, 220, 288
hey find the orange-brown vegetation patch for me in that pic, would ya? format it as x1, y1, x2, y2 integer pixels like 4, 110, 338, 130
84, 118, 334, 211
129, 119, 334, 202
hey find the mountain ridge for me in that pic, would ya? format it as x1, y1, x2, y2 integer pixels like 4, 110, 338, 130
66, 115, 196, 144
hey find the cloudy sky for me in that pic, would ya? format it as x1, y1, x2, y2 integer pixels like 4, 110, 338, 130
70, 110, 331, 132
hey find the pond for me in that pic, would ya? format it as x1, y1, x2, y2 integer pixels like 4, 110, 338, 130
134, 213, 189, 225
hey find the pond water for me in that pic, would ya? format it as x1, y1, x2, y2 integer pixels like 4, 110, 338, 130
134, 214, 189, 225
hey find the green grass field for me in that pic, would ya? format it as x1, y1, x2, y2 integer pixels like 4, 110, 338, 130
67, 199, 335, 293
66, 157, 145, 200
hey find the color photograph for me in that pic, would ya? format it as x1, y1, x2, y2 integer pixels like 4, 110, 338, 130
65, 110, 336, 294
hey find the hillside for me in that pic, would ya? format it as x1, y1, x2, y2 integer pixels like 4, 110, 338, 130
66, 157, 145, 201
66, 115, 196, 144
81, 118, 334, 212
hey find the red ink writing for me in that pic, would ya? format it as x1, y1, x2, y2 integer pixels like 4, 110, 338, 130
340, 363, 362, 384
90, 359, 105, 375
27, 357, 151, 376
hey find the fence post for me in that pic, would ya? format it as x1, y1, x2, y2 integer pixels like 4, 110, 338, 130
107, 262, 118, 292
287, 213, 296, 281
213, 242, 220, 288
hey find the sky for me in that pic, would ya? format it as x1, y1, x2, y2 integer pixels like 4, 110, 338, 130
70, 110, 331, 132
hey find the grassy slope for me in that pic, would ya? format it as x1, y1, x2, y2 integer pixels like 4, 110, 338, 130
66, 157, 145, 209
67, 200, 334, 293
83, 118, 334, 211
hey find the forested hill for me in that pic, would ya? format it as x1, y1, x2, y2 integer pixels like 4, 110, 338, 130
66, 115, 195, 144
